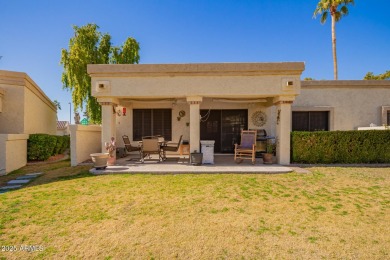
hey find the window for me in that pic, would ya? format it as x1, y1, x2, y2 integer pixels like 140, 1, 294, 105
133, 109, 172, 141
292, 111, 329, 131
387, 111, 390, 125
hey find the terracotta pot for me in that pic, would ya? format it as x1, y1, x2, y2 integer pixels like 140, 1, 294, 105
262, 153, 273, 164
107, 156, 116, 166
90, 153, 109, 169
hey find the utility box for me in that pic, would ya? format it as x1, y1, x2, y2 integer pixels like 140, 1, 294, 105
200, 140, 215, 164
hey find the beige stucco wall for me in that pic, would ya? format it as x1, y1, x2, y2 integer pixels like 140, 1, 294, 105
70, 124, 102, 166
295, 81, 390, 130
0, 134, 29, 175
0, 70, 57, 134
0, 82, 24, 133
24, 86, 57, 134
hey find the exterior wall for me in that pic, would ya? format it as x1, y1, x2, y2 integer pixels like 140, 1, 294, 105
70, 125, 102, 166
56, 128, 70, 136
0, 83, 25, 133
0, 88, 4, 112
0, 134, 29, 175
295, 81, 390, 130
24, 86, 57, 134
0, 70, 57, 134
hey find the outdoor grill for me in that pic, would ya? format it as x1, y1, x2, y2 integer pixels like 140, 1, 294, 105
250, 129, 275, 157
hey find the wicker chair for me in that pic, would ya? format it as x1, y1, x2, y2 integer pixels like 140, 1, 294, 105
234, 130, 257, 164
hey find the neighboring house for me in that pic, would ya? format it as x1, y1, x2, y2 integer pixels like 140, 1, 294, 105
57, 121, 70, 136
0, 70, 57, 175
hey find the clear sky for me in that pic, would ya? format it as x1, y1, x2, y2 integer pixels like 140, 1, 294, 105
1, 0, 389, 122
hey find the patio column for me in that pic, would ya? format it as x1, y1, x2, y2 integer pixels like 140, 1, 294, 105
187, 96, 203, 153
273, 96, 294, 165
98, 98, 119, 153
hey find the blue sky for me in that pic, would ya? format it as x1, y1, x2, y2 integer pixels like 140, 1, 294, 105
1, 0, 389, 122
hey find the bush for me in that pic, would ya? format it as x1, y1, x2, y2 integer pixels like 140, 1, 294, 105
27, 134, 70, 161
291, 130, 390, 164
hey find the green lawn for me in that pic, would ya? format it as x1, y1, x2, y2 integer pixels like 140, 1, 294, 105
0, 161, 389, 259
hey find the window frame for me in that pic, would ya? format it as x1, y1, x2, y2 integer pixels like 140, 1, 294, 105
292, 107, 334, 131
381, 106, 390, 125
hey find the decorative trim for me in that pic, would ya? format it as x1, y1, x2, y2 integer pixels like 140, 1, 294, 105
274, 101, 293, 105
99, 102, 113, 106
188, 101, 202, 105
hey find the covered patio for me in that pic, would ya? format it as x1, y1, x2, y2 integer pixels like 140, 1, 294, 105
71, 62, 305, 168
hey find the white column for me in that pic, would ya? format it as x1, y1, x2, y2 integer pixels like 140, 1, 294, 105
99, 100, 118, 153
187, 96, 203, 153
274, 97, 294, 165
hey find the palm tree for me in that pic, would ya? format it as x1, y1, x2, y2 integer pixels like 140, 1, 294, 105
313, 0, 354, 80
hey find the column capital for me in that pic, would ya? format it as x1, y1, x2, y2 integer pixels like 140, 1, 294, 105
186, 96, 203, 105
273, 96, 295, 105
97, 97, 119, 106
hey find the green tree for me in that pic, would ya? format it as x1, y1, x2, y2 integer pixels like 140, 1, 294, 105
60, 23, 140, 123
53, 100, 61, 110
313, 0, 355, 80
364, 71, 390, 80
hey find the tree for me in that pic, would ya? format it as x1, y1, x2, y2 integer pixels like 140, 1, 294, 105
313, 0, 354, 80
53, 100, 61, 110
60, 23, 140, 123
364, 71, 390, 80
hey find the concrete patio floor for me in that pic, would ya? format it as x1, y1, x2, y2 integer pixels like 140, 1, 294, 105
89, 154, 303, 174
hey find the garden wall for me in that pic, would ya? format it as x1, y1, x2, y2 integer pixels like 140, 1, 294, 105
70, 125, 101, 166
0, 134, 29, 175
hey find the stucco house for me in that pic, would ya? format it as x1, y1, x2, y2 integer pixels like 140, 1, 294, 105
69, 62, 390, 166
0, 70, 57, 175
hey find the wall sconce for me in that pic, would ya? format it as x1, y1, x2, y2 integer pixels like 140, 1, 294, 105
177, 110, 186, 121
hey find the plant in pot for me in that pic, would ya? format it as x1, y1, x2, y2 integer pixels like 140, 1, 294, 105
262, 140, 275, 164
104, 137, 116, 166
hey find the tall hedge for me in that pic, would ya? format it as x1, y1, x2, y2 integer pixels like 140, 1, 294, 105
28, 134, 70, 161
291, 130, 390, 164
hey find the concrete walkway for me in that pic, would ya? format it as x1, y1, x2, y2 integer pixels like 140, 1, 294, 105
90, 155, 297, 175
0, 172, 43, 194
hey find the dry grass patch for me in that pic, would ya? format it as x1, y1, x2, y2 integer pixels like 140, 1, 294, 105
0, 163, 389, 259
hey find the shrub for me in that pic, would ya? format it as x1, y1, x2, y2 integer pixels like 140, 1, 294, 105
27, 134, 70, 161
291, 130, 390, 164
28, 134, 55, 161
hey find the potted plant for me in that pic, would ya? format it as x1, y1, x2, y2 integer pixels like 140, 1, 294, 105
262, 140, 275, 164
105, 137, 116, 166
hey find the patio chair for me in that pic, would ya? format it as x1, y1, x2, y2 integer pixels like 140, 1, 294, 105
122, 135, 142, 160
234, 130, 257, 164
141, 136, 163, 163
161, 135, 183, 160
